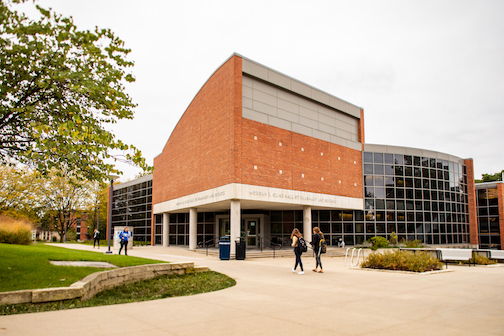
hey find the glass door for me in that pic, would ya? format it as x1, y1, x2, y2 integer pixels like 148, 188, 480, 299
245, 218, 259, 248
219, 218, 230, 238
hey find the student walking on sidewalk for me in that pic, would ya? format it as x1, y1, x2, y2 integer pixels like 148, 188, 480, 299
311, 227, 324, 273
291, 228, 304, 274
93, 229, 100, 249
118, 227, 132, 255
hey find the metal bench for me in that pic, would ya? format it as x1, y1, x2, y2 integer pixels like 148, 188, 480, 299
489, 250, 504, 260
476, 249, 504, 260
436, 248, 474, 268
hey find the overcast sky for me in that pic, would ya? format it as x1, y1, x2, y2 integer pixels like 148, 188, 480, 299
19, 0, 504, 182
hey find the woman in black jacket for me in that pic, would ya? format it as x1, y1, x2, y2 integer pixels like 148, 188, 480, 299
311, 227, 324, 273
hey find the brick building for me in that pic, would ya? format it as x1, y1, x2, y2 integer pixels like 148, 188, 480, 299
147, 53, 479, 254
475, 181, 504, 249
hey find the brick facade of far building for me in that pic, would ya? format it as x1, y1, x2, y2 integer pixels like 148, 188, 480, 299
475, 181, 504, 249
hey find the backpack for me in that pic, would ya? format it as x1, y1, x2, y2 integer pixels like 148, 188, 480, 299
319, 237, 327, 254
298, 236, 308, 253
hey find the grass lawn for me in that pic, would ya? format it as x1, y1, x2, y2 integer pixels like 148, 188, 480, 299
0, 243, 166, 292
1, 271, 236, 315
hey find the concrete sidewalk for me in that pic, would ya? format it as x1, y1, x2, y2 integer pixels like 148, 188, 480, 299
1, 244, 503, 336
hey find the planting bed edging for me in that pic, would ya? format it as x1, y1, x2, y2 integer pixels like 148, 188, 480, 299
0, 262, 209, 305
350, 267, 454, 275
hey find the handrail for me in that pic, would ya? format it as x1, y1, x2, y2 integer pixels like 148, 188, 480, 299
344, 247, 362, 267
197, 237, 218, 256
258, 237, 282, 258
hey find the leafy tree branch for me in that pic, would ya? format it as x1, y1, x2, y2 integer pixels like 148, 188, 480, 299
0, 0, 153, 181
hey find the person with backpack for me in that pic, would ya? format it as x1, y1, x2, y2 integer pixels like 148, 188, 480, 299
93, 229, 100, 249
310, 227, 325, 273
291, 228, 305, 274
118, 227, 132, 255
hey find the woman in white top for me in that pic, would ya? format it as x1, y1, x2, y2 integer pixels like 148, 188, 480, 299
291, 228, 304, 274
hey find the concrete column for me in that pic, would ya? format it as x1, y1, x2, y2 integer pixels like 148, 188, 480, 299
162, 213, 169, 247
230, 200, 241, 255
303, 206, 312, 243
189, 208, 197, 250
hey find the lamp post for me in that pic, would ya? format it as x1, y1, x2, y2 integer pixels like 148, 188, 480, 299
96, 205, 100, 239
106, 175, 120, 254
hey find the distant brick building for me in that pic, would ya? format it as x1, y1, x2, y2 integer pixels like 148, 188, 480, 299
37, 212, 89, 242
475, 181, 504, 249
145, 54, 478, 254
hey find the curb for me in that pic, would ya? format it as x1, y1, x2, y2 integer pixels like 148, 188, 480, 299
350, 267, 455, 275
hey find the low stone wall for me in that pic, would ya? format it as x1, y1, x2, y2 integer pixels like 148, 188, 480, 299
0, 262, 209, 305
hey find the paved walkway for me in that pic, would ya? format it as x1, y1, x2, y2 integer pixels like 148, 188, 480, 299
1, 244, 504, 335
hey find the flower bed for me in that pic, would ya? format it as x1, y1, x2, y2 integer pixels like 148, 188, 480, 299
361, 250, 443, 273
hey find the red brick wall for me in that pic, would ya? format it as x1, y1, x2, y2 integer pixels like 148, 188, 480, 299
240, 119, 362, 198
498, 183, 504, 248
232, 58, 243, 183
153, 56, 242, 204
154, 55, 363, 205
465, 159, 478, 245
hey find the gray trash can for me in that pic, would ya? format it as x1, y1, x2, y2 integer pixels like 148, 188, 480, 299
235, 237, 246, 260
219, 236, 231, 260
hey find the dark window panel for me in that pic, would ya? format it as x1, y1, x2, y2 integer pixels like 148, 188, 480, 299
414, 156, 421, 166
376, 199, 385, 209
363, 152, 373, 163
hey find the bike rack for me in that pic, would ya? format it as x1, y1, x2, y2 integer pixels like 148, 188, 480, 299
344, 247, 363, 267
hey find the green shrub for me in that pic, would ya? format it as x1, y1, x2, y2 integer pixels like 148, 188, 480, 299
370, 236, 389, 250
404, 239, 423, 248
0, 216, 32, 245
361, 250, 443, 272
463, 253, 497, 265
389, 232, 398, 245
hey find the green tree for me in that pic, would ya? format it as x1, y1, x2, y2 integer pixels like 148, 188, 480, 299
0, 165, 96, 241
476, 171, 503, 183
39, 169, 94, 242
0, 0, 152, 182
0, 165, 44, 222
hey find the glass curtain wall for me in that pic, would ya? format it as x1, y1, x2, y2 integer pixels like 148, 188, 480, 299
111, 179, 153, 244
363, 152, 470, 245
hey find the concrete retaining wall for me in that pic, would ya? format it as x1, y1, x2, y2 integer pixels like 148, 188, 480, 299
0, 262, 209, 305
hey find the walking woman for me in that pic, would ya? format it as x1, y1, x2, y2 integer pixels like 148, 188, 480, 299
291, 228, 304, 274
311, 227, 324, 273
93, 229, 100, 249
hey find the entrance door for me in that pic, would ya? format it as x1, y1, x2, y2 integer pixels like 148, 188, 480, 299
217, 215, 260, 248
219, 218, 230, 238
244, 218, 259, 248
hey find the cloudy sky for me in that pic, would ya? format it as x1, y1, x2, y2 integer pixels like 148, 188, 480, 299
19, 0, 504, 182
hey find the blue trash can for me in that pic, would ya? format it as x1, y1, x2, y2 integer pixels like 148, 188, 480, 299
219, 236, 231, 260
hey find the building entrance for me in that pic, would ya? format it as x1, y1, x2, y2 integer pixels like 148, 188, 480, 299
219, 217, 230, 238
242, 218, 260, 248
217, 215, 261, 248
